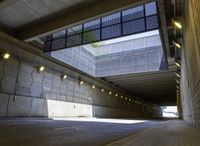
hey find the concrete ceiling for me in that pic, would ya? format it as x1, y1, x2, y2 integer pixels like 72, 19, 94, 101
0, 0, 101, 30
0, 0, 149, 41
102, 60, 177, 106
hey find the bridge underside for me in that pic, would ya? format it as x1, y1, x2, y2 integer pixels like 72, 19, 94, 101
0, 0, 200, 145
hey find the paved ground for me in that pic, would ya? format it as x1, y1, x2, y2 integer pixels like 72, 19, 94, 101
107, 120, 200, 146
1, 118, 198, 146
0, 118, 161, 146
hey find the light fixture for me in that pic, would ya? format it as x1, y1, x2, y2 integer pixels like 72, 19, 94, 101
101, 88, 104, 92
173, 41, 181, 48
115, 93, 118, 97
172, 20, 182, 29
125, 97, 127, 100
80, 80, 84, 85
3, 53, 10, 59
62, 74, 67, 80
120, 96, 123, 99
175, 73, 180, 78
92, 85, 95, 89
37, 66, 45, 72
109, 91, 112, 95
175, 62, 181, 68
129, 98, 131, 101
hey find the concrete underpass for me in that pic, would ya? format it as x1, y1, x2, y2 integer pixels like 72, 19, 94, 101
0, 0, 199, 146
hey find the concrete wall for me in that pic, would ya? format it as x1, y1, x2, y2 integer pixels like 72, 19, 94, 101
181, 0, 200, 127
51, 33, 167, 77
96, 46, 163, 77
51, 46, 96, 76
0, 31, 162, 118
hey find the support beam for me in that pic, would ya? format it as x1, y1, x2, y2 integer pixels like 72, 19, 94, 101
16, 0, 150, 42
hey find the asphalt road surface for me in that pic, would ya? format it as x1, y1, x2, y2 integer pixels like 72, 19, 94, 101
0, 118, 162, 146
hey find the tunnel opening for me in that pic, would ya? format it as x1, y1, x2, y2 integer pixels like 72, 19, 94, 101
161, 106, 178, 118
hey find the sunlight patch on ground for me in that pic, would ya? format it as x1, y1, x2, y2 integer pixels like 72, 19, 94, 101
53, 118, 147, 124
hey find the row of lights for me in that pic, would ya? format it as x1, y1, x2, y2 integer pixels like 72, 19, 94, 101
172, 19, 182, 103
172, 19, 182, 49
1, 51, 160, 110
36, 67, 156, 108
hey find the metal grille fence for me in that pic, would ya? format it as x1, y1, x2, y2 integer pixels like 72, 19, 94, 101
43, 1, 159, 52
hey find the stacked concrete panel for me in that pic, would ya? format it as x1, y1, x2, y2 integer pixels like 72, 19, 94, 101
181, 0, 200, 127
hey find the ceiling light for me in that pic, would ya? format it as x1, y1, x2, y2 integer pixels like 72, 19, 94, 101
175, 73, 180, 78
92, 85, 95, 89
3, 53, 10, 59
109, 91, 112, 95
115, 93, 118, 97
175, 62, 181, 68
101, 89, 104, 92
120, 96, 123, 99
173, 20, 182, 29
173, 41, 181, 48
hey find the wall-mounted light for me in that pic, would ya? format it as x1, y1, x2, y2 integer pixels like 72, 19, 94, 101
109, 91, 112, 95
175, 62, 181, 68
80, 80, 84, 85
172, 19, 182, 29
175, 73, 180, 78
92, 85, 95, 89
115, 93, 118, 97
3, 53, 10, 59
61, 74, 67, 80
37, 66, 45, 72
101, 88, 104, 92
173, 41, 181, 48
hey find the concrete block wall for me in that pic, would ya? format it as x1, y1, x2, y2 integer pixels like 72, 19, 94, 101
181, 0, 200, 127
0, 31, 162, 118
